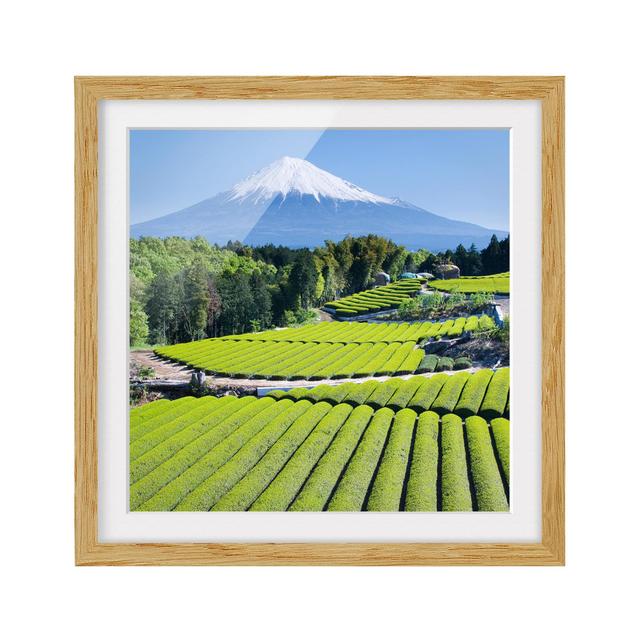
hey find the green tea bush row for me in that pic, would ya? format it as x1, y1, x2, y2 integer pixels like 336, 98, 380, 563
250, 404, 354, 511
404, 411, 439, 511
465, 416, 509, 511
328, 281, 422, 317
130, 396, 200, 442
429, 273, 510, 295
367, 409, 416, 511
436, 357, 454, 371
130, 397, 256, 484
490, 417, 510, 484
155, 318, 492, 379
145, 399, 311, 511
386, 376, 427, 412
454, 357, 473, 370
130, 397, 233, 459
335, 343, 386, 378
327, 408, 395, 511
131, 397, 510, 512
478, 314, 496, 331
374, 342, 418, 376
278, 343, 348, 381
130, 397, 278, 510
440, 414, 473, 511
212, 402, 335, 511
448, 317, 467, 337
312, 343, 371, 380
343, 379, 380, 405
396, 348, 425, 375
367, 377, 403, 410
130, 398, 171, 428
408, 375, 449, 412
290, 405, 375, 511
431, 372, 471, 415
174, 400, 324, 511
266, 369, 507, 419
479, 367, 510, 419
417, 354, 439, 373
454, 369, 494, 418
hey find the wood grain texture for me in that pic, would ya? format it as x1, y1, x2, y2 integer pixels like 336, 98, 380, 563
75, 76, 564, 566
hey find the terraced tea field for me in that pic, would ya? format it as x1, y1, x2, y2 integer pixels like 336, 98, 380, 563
130, 380, 510, 512
429, 272, 510, 294
325, 279, 423, 317
155, 317, 495, 380
267, 367, 510, 418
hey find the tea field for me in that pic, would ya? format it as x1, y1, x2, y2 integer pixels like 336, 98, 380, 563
324, 279, 423, 317
155, 317, 495, 380
130, 373, 510, 512
429, 272, 510, 294
267, 367, 510, 418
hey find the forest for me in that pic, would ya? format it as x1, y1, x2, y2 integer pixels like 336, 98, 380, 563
130, 234, 509, 346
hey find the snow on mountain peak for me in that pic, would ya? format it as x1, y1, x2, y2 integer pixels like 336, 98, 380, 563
227, 156, 394, 204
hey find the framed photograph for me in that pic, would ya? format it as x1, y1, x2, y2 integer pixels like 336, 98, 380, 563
75, 76, 564, 565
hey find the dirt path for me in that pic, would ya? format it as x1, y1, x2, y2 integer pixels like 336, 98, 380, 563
317, 309, 334, 322
494, 295, 510, 317
130, 350, 195, 380
138, 350, 482, 390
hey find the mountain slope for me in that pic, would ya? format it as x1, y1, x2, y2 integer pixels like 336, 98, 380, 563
131, 156, 507, 250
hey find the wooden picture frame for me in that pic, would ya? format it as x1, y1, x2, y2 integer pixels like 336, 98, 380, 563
75, 76, 564, 566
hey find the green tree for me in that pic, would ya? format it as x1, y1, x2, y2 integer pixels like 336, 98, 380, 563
249, 271, 272, 330
217, 271, 254, 335
289, 249, 318, 309
130, 300, 149, 346
180, 258, 210, 340
206, 279, 222, 337
481, 234, 503, 274
145, 270, 179, 344
465, 243, 483, 275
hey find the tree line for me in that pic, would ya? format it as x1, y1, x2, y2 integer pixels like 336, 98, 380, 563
130, 234, 509, 346
430, 234, 510, 277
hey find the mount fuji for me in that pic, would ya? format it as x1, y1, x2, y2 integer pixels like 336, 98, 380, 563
130, 156, 507, 250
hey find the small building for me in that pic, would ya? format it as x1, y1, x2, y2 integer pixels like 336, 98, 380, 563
374, 271, 391, 286
434, 264, 460, 280
399, 272, 418, 279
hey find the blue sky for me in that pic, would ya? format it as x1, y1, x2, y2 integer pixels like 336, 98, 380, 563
130, 129, 509, 231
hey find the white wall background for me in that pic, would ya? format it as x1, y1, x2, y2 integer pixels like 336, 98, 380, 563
1, 1, 637, 638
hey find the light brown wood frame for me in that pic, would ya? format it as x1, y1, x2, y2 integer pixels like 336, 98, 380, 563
75, 76, 564, 566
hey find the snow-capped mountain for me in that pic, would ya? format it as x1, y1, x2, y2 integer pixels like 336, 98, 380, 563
131, 156, 507, 250
228, 156, 395, 205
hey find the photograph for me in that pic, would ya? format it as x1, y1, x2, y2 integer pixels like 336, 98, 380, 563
128, 127, 511, 513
